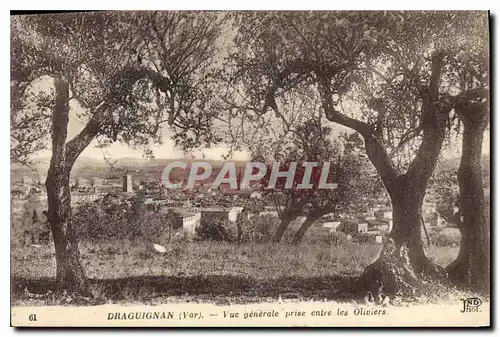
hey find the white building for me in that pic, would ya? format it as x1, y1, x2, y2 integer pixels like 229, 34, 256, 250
227, 207, 244, 222
71, 192, 99, 206
166, 206, 244, 226
374, 208, 393, 220
289, 216, 307, 231
170, 211, 201, 235
339, 219, 369, 235
322, 221, 342, 231
123, 175, 133, 193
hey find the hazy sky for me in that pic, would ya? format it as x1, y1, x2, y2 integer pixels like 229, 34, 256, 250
32, 92, 490, 163
29, 76, 249, 161
33, 100, 252, 161
30, 73, 490, 163
34, 105, 488, 163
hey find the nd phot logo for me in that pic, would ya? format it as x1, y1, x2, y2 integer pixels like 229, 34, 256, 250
460, 297, 482, 313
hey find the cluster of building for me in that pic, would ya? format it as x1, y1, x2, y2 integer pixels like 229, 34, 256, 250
319, 200, 448, 244
320, 207, 393, 244
68, 175, 132, 207
158, 206, 246, 236
12, 170, 452, 244
73, 174, 257, 237
11, 175, 47, 206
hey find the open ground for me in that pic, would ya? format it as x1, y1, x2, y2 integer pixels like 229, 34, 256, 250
11, 239, 459, 306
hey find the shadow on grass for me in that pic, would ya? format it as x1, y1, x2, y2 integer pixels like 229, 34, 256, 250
12, 274, 358, 305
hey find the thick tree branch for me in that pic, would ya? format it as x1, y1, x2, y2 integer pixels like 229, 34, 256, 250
65, 65, 177, 167
317, 76, 399, 191
64, 113, 102, 168
51, 77, 70, 164
406, 50, 446, 182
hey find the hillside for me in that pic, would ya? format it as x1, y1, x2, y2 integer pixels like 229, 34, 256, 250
11, 156, 250, 182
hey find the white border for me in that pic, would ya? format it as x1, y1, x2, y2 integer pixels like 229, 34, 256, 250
2, 3, 498, 336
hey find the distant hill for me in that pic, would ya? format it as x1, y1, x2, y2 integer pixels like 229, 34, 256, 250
12, 153, 489, 185
11, 155, 250, 182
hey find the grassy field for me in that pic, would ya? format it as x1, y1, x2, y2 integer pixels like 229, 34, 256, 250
11, 240, 459, 306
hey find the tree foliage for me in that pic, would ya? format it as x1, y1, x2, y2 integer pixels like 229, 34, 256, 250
225, 10, 489, 293
10, 11, 228, 292
226, 11, 488, 178
11, 11, 227, 163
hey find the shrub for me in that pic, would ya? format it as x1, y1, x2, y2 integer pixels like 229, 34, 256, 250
237, 215, 281, 243
73, 198, 169, 242
194, 214, 282, 243
304, 229, 348, 245
428, 228, 461, 247
195, 220, 232, 242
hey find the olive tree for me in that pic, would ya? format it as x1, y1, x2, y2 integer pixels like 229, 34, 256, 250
11, 11, 226, 292
227, 11, 489, 296
445, 31, 490, 292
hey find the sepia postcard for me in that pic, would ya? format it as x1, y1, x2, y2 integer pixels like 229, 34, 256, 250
10, 10, 490, 327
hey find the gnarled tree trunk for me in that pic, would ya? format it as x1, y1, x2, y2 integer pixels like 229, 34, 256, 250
327, 51, 449, 300
46, 167, 87, 292
357, 174, 446, 299
447, 103, 489, 294
292, 216, 320, 244
272, 215, 293, 242
45, 76, 99, 294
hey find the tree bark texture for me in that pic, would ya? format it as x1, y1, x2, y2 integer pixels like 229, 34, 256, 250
292, 216, 320, 244
447, 103, 489, 293
272, 215, 293, 243
45, 77, 94, 293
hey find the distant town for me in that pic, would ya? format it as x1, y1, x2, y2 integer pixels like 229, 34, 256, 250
11, 160, 452, 245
